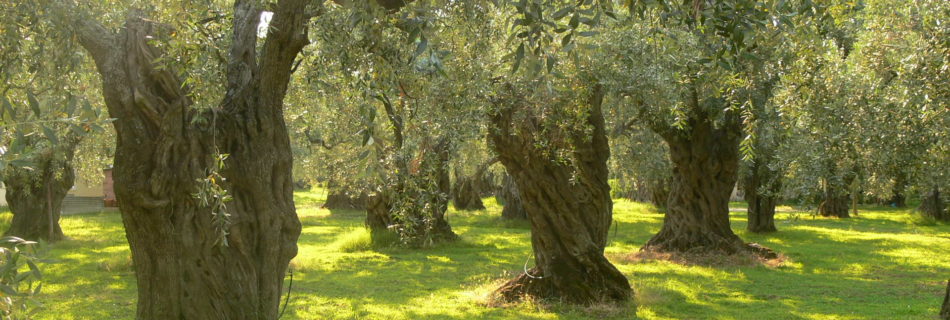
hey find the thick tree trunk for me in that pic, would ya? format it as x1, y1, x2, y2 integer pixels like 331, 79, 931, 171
621, 178, 650, 203
366, 192, 394, 232
888, 173, 907, 207
742, 160, 780, 233
643, 109, 772, 257
2, 140, 79, 242
649, 178, 670, 209
488, 85, 631, 304
496, 173, 526, 220
67, 3, 308, 318
322, 188, 368, 210
920, 187, 948, 222
452, 158, 497, 211
452, 169, 486, 211
819, 187, 851, 218
941, 280, 950, 320
428, 139, 456, 238
366, 138, 456, 245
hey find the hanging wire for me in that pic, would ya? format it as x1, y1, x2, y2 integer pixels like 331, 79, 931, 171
523, 252, 544, 279
277, 268, 294, 319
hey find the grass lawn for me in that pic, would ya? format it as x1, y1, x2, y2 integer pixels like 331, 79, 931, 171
1, 190, 948, 319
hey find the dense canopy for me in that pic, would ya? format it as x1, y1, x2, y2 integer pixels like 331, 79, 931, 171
0, 0, 947, 319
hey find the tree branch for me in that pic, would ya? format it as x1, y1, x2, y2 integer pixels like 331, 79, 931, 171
257, 0, 313, 109
49, 1, 117, 66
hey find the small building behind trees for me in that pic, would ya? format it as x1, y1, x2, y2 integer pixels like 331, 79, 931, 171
0, 168, 116, 214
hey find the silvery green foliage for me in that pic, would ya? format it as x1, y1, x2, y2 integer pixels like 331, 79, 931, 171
0, 1, 110, 181
776, 37, 862, 202
0, 237, 44, 319
848, 0, 949, 199
608, 122, 671, 201
778, 0, 948, 203
292, 2, 498, 190
596, 1, 814, 140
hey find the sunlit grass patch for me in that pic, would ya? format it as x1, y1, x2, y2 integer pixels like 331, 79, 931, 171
2, 195, 946, 319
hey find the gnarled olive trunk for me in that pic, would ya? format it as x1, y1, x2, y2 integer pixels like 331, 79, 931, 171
366, 138, 456, 244
622, 178, 669, 208
3, 139, 80, 242
742, 160, 781, 233
322, 187, 368, 210
920, 187, 948, 222
496, 173, 526, 220
69, 3, 307, 318
452, 169, 486, 211
818, 187, 850, 218
452, 158, 497, 211
644, 110, 770, 257
649, 178, 671, 209
488, 85, 631, 304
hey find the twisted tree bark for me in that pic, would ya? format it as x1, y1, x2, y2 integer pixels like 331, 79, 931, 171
488, 84, 631, 304
819, 186, 851, 218
452, 169, 486, 211
63, 1, 309, 318
452, 158, 497, 211
742, 159, 781, 233
643, 100, 773, 257
649, 178, 671, 209
496, 172, 526, 220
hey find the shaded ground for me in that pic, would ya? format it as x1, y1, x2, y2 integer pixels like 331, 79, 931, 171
0, 191, 947, 319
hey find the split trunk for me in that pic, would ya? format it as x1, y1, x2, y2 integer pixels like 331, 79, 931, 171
68, 2, 308, 318
322, 188, 368, 210
742, 159, 781, 233
452, 169, 486, 211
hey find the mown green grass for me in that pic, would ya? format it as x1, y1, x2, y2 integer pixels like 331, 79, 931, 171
0, 191, 947, 319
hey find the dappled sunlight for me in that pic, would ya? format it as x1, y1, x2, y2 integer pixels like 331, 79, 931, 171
5, 195, 947, 319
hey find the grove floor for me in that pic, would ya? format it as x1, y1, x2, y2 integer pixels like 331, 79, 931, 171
3, 190, 948, 319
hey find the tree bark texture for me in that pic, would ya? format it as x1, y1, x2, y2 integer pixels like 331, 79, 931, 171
742, 159, 781, 233
488, 84, 631, 304
3, 137, 81, 242
818, 187, 851, 218
452, 169, 486, 211
366, 137, 457, 245
920, 187, 949, 222
649, 178, 671, 209
66, 2, 308, 318
452, 158, 497, 211
322, 189, 368, 210
644, 107, 770, 257
496, 173, 527, 220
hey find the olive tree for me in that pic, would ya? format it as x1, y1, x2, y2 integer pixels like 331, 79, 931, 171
28, 0, 324, 317
597, 0, 813, 255
0, 2, 108, 241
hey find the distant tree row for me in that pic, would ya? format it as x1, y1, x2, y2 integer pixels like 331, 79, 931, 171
0, 0, 945, 318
